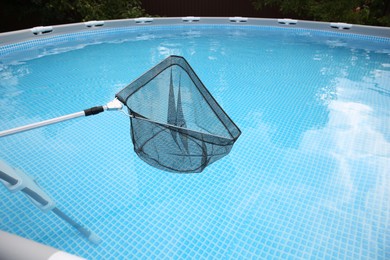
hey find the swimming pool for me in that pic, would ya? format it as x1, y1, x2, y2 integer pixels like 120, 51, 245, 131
1, 18, 390, 259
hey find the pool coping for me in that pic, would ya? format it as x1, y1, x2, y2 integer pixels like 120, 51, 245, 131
1, 17, 389, 48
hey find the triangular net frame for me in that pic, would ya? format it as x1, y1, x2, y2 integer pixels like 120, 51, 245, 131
116, 55, 241, 173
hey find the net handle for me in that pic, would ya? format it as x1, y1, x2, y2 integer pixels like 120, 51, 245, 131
0, 99, 122, 138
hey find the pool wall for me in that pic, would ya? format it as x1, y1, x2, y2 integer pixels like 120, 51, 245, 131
1, 17, 389, 47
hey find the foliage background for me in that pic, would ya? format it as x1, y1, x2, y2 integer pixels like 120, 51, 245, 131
0, 0, 146, 32
1, 0, 389, 33
252, 0, 390, 26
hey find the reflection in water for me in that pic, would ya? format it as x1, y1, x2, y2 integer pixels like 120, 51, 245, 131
0, 64, 31, 120
234, 41, 390, 256
0, 63, 30, 88
299, 72, 390, 254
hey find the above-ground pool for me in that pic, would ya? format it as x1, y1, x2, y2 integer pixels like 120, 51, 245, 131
1, 18, 389, 259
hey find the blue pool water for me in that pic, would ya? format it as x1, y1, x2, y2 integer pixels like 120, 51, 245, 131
1, 25, 390, 259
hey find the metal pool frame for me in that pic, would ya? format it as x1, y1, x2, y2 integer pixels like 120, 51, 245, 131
1, 17, 389, 48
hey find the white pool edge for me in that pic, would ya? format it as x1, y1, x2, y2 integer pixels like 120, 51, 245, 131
0, 17, 389, 48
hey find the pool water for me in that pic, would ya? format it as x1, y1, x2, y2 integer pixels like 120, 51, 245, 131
1, 25, 389, 259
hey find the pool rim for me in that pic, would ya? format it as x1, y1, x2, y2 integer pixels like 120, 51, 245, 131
0, 17, 389, 50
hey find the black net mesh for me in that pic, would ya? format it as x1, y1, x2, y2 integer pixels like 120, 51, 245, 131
116, 56, 241, 173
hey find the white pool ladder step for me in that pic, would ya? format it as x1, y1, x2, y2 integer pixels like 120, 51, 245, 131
0, 160, 56, 212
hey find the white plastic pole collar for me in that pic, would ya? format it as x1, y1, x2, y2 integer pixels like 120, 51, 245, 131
104, 98, 123, 111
